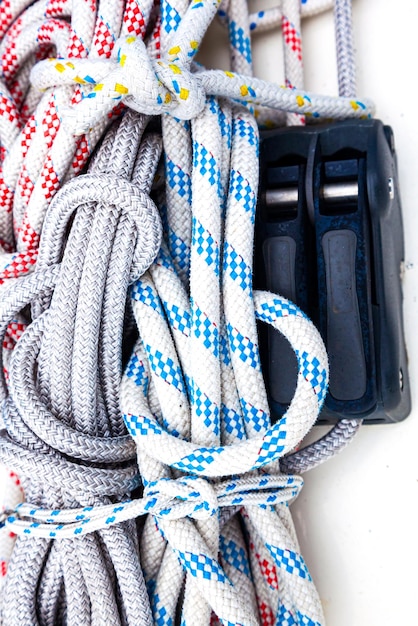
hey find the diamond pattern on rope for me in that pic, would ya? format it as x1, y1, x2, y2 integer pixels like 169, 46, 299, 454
193, 386, 220, 435
221, 404, 245, 441
193, 143, 219, 187
193, 304, 219, 356
223, 242, 252, 291
282, 16, 303, 62
163, 302, 190, 336
123, 0, 146, 37
298, 352, 327, 403
162, 1, 181, 33
174, 447, 223, 473
266, 545, 312, 581
228, 21, 252, 64
147, 346, 186, 393
193, 220, 219, 272
220, 536, 251, 578
126, 353, 149, 392
131, 281, 160, 310
227, 323, 260, 369
229, 170, 255, 216
177, 550, 227, 583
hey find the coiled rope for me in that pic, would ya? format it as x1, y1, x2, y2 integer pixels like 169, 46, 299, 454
0, 110, 161, 625
0, 0, 158, 586
0, 0, 366, 623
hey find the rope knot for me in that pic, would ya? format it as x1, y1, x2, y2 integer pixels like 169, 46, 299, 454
144, 475, 218, 521
31, 36, 207, 135
142, 473, 304, 523
0, 472, 304, 537
112, 36, 206, 120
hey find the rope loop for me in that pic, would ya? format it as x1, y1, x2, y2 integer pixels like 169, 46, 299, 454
122, 290, 328, 478
42, 172, 163, 282
0, 307, 140, 500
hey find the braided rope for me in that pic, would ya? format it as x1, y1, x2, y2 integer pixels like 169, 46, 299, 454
118, 98, 327, 623
0, 0, 155, 587
30, 39, 374, 135
282, 0, 305, 126
0, 110, 161, 624
334, 0, 357, 98
218, 0, 335, 34
0, 0, 366, 622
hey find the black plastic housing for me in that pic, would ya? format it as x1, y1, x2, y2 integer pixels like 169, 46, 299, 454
255, 119, 411, 424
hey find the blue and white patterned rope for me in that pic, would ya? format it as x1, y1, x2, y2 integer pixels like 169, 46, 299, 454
117, 85, 328, 623
0, 473, 303, 537
122, 290, 327, 479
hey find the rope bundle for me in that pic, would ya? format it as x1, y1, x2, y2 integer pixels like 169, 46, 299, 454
0, 0, 157, 588
119, 94, 328, 621
0, 0, 365, 624
0, 110, 161, 625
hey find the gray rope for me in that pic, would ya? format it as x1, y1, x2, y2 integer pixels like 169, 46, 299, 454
334, 0, 357, 97
281, 418, 362, 474
0, 110, 162, 625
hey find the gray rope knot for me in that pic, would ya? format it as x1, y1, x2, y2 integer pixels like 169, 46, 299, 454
31, 36, 207, 135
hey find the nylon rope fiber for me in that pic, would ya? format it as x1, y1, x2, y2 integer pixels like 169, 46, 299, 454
0, 0, 367, 624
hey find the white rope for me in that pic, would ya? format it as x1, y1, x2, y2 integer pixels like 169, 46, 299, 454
282, 0, 305, 126
116, 91, 328, 622
0, 0, 367, 622
30, 35, 374, 135
218, 0, 335, 34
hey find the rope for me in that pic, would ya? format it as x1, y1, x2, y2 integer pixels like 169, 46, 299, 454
0, 109, 160, 626
0, 0, 156, 589
282, 0, 304, 126
218, 0, 335, 34
0, 0, 366, 623
29, 43, 373, 134
334, 0, 357, 98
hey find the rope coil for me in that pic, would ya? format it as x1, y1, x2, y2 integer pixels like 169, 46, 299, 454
0, 111, 161, 625
0, 0, 365, 623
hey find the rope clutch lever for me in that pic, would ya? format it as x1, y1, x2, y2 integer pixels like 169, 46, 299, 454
254, 119, 411, 424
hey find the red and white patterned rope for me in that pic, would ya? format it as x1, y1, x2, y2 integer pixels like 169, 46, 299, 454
0, 0, 155, 590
